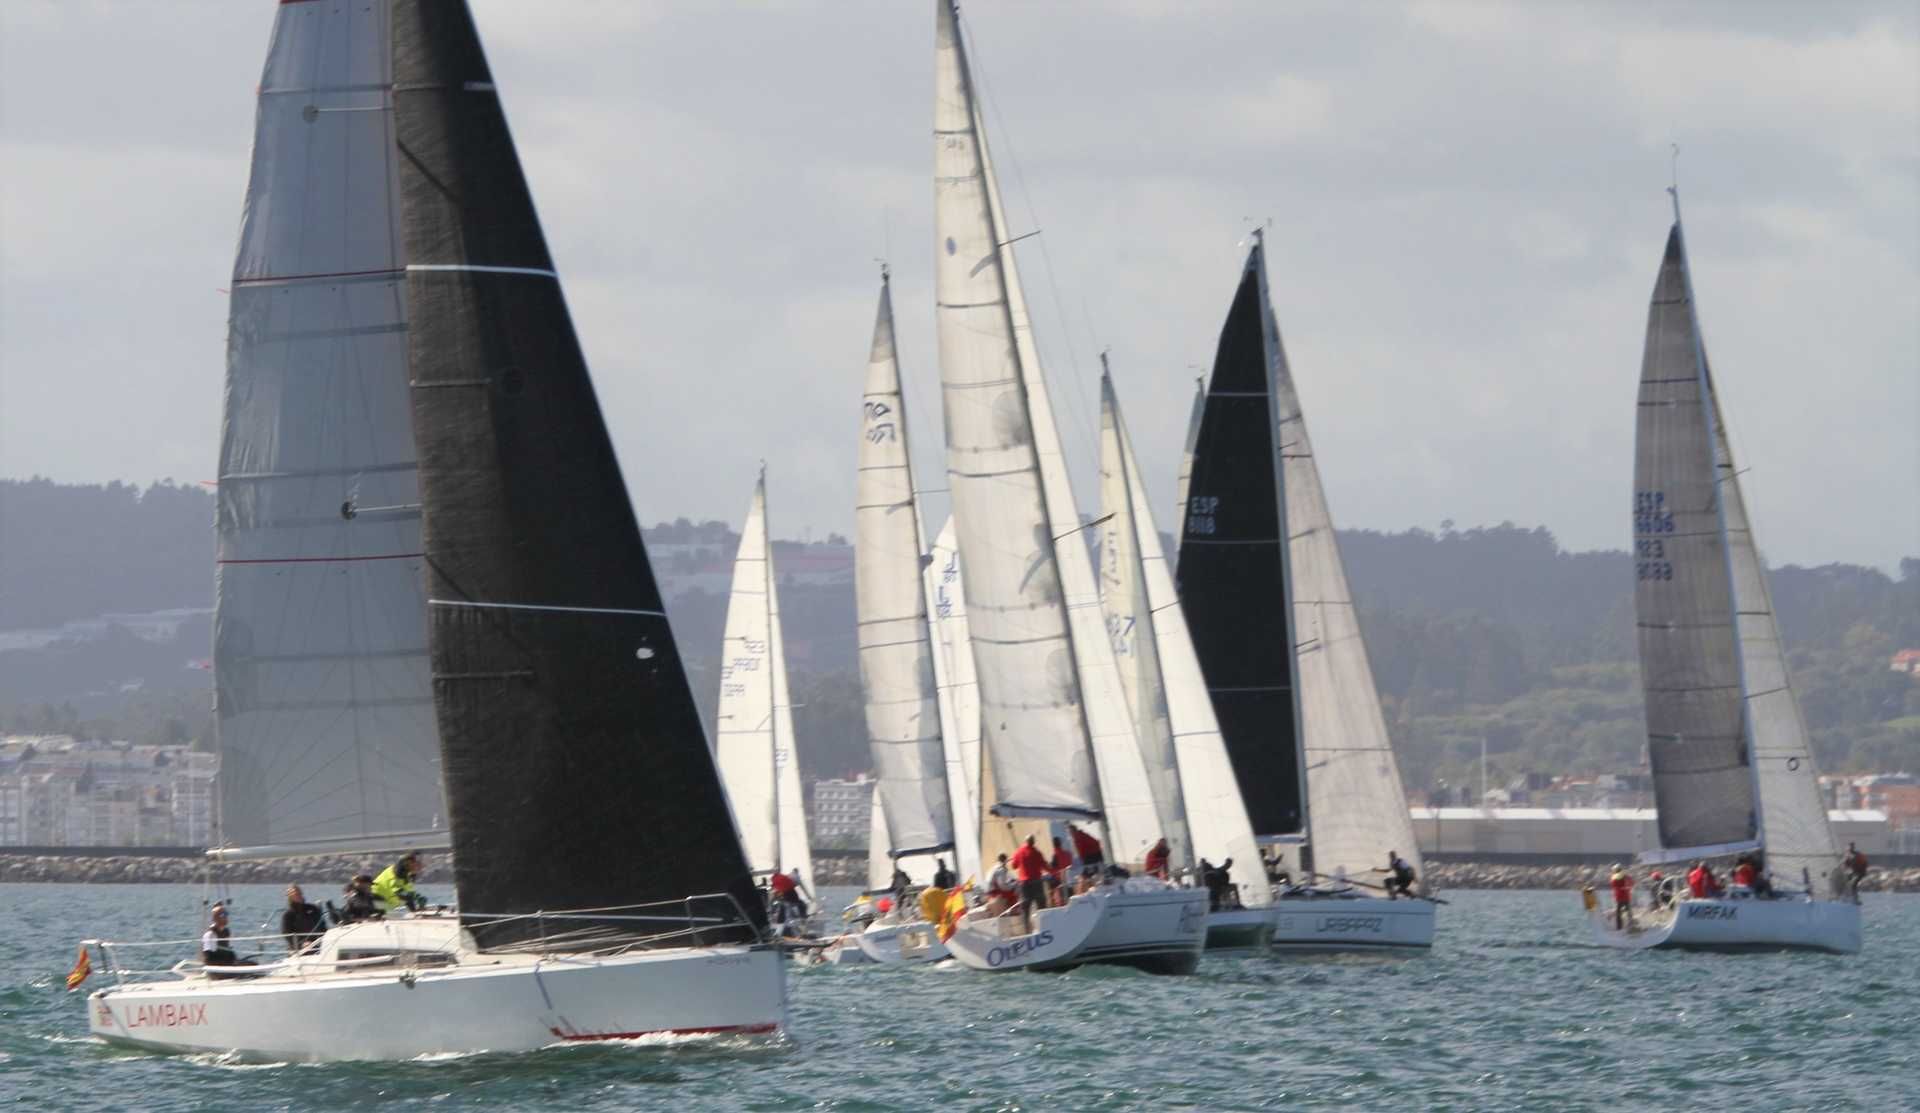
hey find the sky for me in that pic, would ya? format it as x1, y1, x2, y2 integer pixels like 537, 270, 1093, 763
1, 1, 1915, 572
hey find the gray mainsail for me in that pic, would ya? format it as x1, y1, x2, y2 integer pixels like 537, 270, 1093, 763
1633, 211, 1759, 860
214, 0, 445, 854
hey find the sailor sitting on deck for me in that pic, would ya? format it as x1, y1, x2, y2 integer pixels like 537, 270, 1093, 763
201, 904, 239, 968
281, 885, 327, 954
1686, 861, 1722, 899
1384, 851, 1417, 899
372, 852, 428, 916
332, 874, 381, 924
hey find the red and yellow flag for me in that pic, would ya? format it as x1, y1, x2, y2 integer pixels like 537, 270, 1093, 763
64, 945, 91, 991
937, 880, 973, 942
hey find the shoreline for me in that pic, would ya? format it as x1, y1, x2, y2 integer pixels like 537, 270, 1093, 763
2, 854, 1913, 892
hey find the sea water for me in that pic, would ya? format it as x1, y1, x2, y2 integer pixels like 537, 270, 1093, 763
1, 883, 1913, 1110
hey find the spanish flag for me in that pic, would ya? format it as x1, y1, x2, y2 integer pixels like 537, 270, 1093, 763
937, 880, 973, 943
64, 945, 91, 991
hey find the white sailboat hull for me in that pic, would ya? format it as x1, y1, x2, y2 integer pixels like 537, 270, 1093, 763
946, 880, 1205, 974
87, 925, 785, 1061
1589, 895, 1861, 955
850, 919, 951, 965
1269, 893, 1436, 952
1203, 907, 1274, 950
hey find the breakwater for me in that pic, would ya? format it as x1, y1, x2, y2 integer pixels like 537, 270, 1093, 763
2, 853, 1912, 891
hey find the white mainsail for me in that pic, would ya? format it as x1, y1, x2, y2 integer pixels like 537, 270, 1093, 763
1098, 368, 1192, 867
214, 0, 446, 854
926, 519, 984, 882
716, 474, 814, 893
857, 270, 955, 860
932, 0, 1161, 862
1101, 371, 1266, 898
1261, 248, 1425, 882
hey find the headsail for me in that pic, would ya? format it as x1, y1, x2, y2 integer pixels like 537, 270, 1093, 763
1173, 375, 1206, 565
925, 518, 983, 881
716, 474, 815, 893
1102, 369, 1265, 895
1632, 218, 1759, 860
392, 0, 762, 946
1177, 238, 1309, 843
856, 271, 955, 859
1098, 367, 1193, 868
1269, 264, 1424, 883
215, 0, 445, 855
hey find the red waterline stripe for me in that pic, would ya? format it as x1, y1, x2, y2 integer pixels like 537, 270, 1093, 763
548, 1023, 778, 1042
218, 553, 423, 565
233, 267, 403, 286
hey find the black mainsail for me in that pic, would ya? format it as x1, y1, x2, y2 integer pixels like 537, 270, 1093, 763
1176, 237, 1308, 841
391, 0, 763, 947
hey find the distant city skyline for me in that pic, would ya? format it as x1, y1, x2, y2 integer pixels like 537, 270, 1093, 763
2, 2, 1914, 572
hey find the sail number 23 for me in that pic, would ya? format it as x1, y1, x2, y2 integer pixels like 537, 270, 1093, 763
1633, 490, 1674, 580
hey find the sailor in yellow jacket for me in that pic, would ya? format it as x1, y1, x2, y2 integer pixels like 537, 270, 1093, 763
372, 852, 428, 916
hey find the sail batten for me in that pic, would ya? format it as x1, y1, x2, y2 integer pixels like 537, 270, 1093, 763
392, 0, 761, 946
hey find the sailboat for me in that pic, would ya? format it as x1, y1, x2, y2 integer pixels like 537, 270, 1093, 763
82, 0, 786, 1059
716, 470, 815, 931
1179, 231, 1437, 952
848, 267, 962, 965
931, 0, 1205, 975
1097, 363, 1271, 948
1588, 193, 1860, 955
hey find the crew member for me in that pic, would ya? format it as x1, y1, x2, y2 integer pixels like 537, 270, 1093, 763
372, 851, 427, 916
1385, 851, 1417, 899
986, 853, 1018, 915
1200, 858, 1237, 910
1608, 864, 1634, 930
1143, 837, 1171, 881
1068, 823, 1105, 890
1047, 837, 1073, 907
890, 864, 912, 911
1009, 835, 1049, 935
770, 868, 809, 922
280, 884, 326, 954
1844, 843, 1869, 895
201, 904, 239, 968
1731, 855, 1757, 893
334, 874, 380, 923
931, 858, 957, 892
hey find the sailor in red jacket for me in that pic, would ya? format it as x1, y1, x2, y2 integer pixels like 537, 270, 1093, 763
1009, 836, 1049, 934
1067, 823, 1105, 891
1047, 837, 1073, 906
1143, 837, 1171, 880
1608, 864, 1634, 930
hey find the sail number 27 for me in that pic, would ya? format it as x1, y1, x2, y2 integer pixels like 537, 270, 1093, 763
1633, 490, 1674, 581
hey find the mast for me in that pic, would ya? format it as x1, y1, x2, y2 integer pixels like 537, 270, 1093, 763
391, 0, 762, 946
213, 0, 446, 858
857, 267, 956, 861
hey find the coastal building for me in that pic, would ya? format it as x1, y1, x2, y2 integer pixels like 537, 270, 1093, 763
809, 773, 873, 845
0, 735, 218, 847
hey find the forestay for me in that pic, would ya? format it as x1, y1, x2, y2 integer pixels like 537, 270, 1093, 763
392, 0, 762, 947
216, 0, 445, 853
1103, 373, 1265, 898
716, 476, 815, 893
856, 272, 954, 859
926, 519, 983, 882
1632, 222, 1758, 859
